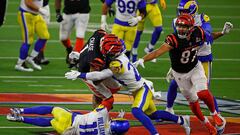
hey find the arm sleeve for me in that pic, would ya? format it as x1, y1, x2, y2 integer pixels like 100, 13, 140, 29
81, 69, 114, 81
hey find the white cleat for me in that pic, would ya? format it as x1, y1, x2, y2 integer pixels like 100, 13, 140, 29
26, 57, 42, 70
165, 107, 175, 114
15, 64, 33, 72
6, 113, 23, 122
182, 115, 191, 135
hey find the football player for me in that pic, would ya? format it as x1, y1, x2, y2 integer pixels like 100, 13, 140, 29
6, 104, 129, 135
65, 35, 191, 135
101, 0, 147, 59
165, 1, 232, 134
132, 0, 166, 63
0, 0, 7, 27
134, 13, 227, 135
15, 0, 50, 72
55, 0, 90, 65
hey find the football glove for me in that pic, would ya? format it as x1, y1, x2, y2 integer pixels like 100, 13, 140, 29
56, 13, 63, 23
133, 58, 145, 68
65, 70, 81, 80
221, 22, 233, 35
128, 16, 142, 26
117, 109, 125, 118
101, 15, 109, 31
160, 0, 166, 10
108, 7, 115, 17
69, 51, 80, 60
166, 68, 174, 83
39, 7, 48, 16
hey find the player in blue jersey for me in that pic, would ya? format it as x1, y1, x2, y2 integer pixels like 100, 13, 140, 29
132, 0, 166, 63
65, 34, 191, 135
101, 0, 147, 59
164, 1, 233, 134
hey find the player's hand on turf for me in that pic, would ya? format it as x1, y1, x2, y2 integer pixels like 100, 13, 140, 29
128, 16, 142, 26
65, 70, 80, 80
108, 7, 115, 17
69, 51, 80, 60
166, 68, 174, 83
160, 0, 166, 10
56, 13, 63, 23
222, 22, 233, 35
133, 58, 145, 68
117, 109, 125, 118
39, 7, 48, 16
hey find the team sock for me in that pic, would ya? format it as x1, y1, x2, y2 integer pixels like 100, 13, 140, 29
150, 26, 162, 46
74, 37, 84, 52
197, 90, 216, 113
166, 80, 178, 108
132, 108, 158, 135
34, 39, 47, 52
23, 117, 52, 127
189, 100, 205, 121
19, 43, 30, 60
62, 38, 72, 48
23, 106, 54, 115
148, 110, 178, 123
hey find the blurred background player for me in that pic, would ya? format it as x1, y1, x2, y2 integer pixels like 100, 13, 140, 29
55, 0, 90, 65
15, 0, 50, 72
65, 36, 191, 135
165, 1, 232, 134
101, 0, 147, 59
132, 0, 166, 63
135, 13, 227, 135
34, 0, 50, 65
0, 0, 7, 27
7, 104, 130, 135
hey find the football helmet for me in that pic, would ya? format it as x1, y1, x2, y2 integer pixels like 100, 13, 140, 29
177, 0, 198, 16
90, 58, 105, 71
100, 34, 123, 59
175, 13, 194, 39
110, 118, 130, 135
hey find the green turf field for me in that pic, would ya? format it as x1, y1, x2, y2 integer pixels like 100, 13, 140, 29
0, 0, 240, 134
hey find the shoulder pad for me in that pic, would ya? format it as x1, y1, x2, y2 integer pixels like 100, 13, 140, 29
201, 13, 210, 22
109, 60, 124, 74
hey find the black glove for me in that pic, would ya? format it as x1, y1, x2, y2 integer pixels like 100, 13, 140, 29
108, 7, 115, 17
56, 13, 63, 23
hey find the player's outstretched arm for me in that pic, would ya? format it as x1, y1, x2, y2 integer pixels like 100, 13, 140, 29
212, 22, 233, 40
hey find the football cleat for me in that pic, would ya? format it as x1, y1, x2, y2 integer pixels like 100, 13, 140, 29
165, 107, 175, 115
6, 113, 23, 122
15, 64, 33, 72
213, 114, 226, 135
26, 57, 42, 70
10, 108, 21, 116
205, 122, 217, 135
181, 115, 191, 135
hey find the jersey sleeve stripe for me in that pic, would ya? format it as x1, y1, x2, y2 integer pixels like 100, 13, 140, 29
197, 26, 205, 41
171, 34, 178, 48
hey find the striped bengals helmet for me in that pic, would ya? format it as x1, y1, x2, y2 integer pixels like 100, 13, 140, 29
175, 13, 194, 39
100, 34, 123, 58
89, 58, 105, 71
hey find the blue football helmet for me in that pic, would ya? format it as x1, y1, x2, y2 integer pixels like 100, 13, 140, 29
177, 0, 198, 16
110, 118, 130, 135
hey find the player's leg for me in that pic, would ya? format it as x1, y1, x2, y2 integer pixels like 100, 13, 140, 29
193, 63, 225, 133
0, 0, 7, 27
144, 4, 163, 62
15, 11, 35, 72
111, 24, 126, 56
132, 11, 146, 62
26, 15, 49, 70
165, 79, 178, 114
202, 61, 219, 113
51, 107, 73, 134
131, 84, 159, 135
74, 13, 89, 52
60, 13, 74, 63
123, 26, 137, 59
35, 4, 50, 65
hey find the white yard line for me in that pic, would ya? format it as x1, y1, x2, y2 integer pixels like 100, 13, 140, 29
0, 76, 240, 80
2, 80, 38, 83
54, 89, 89, 92
28, 84, 62, 87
